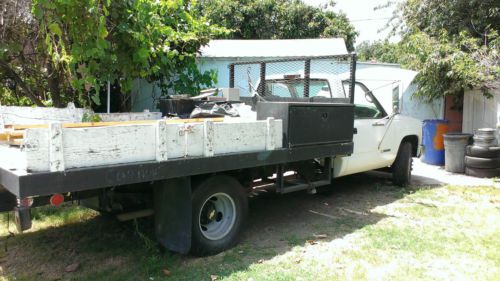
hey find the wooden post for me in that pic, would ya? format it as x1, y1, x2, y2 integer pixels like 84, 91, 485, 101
49, 122, 65, 172
156, 120, 168, 161
203, 120, 214, 157
266, 117, 276, 150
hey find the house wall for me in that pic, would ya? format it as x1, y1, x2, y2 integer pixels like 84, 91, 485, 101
399, 83, 444, 120
462, 88, 500, 135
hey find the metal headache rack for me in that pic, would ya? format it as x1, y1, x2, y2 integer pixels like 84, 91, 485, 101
229, 54, 357, 104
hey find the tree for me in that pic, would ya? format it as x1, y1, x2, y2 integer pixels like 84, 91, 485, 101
1, 0, 222, 108
356, 40, 400, 64
198, 0, 358, 51
376, 0, 499, 101
0, 0, 60, 107
35, 0, 223, 109
403, 0, 499, 45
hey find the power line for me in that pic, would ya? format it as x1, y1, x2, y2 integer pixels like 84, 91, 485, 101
350, 17, 391, 22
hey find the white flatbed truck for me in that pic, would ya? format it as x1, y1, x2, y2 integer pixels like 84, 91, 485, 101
0, 54, 421, 255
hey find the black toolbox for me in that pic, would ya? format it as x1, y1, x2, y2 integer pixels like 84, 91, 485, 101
257, 102, 354, 148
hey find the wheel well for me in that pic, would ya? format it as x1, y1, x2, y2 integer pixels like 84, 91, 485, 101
401, 135, 419, 157
191, 172, 248, 192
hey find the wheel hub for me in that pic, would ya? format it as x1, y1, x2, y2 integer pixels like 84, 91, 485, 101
198, 192, 236, 241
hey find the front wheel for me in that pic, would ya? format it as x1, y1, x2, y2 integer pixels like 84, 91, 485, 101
191, 175, 248, 256
392, 142, 413, 186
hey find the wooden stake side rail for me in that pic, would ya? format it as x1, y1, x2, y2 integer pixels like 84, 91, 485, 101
3, 118, 283, 173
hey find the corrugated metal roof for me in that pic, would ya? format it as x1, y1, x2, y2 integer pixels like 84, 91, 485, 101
198, 38, 348, 58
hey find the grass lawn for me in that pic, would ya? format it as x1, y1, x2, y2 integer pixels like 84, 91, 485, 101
0, 175, 498, 281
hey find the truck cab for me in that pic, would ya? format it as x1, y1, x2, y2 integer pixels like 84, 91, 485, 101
256, 72, 422, 184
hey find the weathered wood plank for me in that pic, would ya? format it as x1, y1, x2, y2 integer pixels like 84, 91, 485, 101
11, 117, 224, 130
266, 117, 276, 150
24, 128, 50, 172
0, 144, 28, 171
155, 120, 168, 161
185, 124, 204, 157
49, 123, 65, 172
203, 120, 215, 157
61, 125, 157, 169
274, 119, 283, 148
9, 139, 23, 146
0, 103, 91, 125
6, 130, 24, 138
212, 121, 267, 154
98, 111, 162, 122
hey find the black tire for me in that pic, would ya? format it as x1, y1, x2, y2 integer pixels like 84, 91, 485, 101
392, 142, 413, 186
464, 156, 500, 169
466, 145, 500, 158
191, 175, 248, 256
465, 167, 500, 178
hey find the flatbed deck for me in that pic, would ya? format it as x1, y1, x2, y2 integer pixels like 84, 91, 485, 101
0, 142, 352, 198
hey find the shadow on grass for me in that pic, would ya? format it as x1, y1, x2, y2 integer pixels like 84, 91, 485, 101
0, 171, 438, 280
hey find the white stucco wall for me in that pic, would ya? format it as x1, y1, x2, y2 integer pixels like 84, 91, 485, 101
400, 83, 444, 120
462, 88, 500, 134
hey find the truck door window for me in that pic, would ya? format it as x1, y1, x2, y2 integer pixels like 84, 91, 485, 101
345, 83, 385, 119
265, 79, 332, 98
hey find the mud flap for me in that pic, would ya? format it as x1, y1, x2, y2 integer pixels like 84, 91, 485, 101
153, 177, 192, 254
14, 206, 32, 232
0, 187, 16, 212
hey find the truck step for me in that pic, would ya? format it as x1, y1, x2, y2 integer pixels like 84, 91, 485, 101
116, 209, 154, 221
279, 179, 331, 194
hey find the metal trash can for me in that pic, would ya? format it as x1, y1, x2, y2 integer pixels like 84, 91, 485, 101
444, 133, 473, 173
422, 119, 449, 165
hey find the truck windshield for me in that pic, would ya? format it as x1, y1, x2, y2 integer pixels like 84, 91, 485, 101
265, 79, 332, 98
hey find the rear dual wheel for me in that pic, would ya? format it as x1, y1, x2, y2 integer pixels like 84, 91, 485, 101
191, 175, 248, 256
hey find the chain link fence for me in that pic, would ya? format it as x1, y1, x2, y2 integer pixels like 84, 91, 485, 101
229, 54, 356, 103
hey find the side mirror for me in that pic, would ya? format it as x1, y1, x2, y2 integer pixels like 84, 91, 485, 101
392, 86, 400, 114
393, 105, 400, 115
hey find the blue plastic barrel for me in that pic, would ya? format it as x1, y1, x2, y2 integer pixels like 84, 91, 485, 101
422, 119, 449, 165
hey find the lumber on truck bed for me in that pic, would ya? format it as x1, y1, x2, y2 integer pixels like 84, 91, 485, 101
9, 117, 224, 130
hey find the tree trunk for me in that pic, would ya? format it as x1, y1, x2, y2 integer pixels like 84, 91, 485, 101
0, 60, 45, 107
47, 62, 64, 108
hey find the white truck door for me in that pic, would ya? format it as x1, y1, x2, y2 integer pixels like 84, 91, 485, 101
335, 82, 391, 176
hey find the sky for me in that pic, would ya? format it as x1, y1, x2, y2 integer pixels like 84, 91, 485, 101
307, 0, 401, 45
